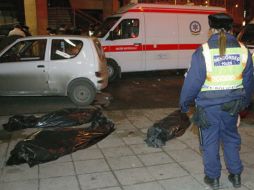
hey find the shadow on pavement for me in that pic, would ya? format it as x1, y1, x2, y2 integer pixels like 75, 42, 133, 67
0, 71, 185, 116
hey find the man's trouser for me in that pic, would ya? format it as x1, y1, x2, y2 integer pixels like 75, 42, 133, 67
199, 105, 243, 178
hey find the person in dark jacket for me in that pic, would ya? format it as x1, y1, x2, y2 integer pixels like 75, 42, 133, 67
22, 25, 32, 36
8, 24, 25, 37
180, 13, 254, 190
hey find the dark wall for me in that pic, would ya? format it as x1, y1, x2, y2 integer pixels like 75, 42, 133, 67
245, 0, 254, 23
0, 0, 24, 24
48, 0, 71, 7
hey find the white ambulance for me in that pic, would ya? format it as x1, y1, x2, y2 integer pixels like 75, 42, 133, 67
94, 3, 225, 81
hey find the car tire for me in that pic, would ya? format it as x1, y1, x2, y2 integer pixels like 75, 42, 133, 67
107, 59, 120, 82
68, 79, 96, 106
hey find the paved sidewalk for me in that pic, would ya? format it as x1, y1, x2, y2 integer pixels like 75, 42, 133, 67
0, 108, 254, 190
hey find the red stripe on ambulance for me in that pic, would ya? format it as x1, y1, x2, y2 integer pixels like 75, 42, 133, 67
103, 45, 142, 52
128, 7, 223, 15
145, 44, 178, 50
103, 44, 200, 52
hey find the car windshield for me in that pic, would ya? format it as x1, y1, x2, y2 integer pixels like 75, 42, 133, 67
238, 24, 254, 45
93, 17, 120, 38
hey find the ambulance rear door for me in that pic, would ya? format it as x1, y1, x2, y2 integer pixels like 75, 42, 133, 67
177, 13, 210, 69
144, 12, 179, 71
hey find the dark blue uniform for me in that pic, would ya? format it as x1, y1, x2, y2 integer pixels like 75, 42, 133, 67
180, 33, 254, 179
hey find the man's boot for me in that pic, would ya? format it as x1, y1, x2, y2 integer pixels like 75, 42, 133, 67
228, 173, 241, 188
204, 175, 220, 190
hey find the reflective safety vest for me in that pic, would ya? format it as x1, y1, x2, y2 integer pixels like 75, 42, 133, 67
201, 42, 248, 91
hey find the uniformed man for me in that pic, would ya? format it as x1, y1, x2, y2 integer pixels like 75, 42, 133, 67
179, 13, 254, 190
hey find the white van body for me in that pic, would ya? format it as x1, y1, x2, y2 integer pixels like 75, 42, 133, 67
0, 36, 108, 106
94, 3, 225, 81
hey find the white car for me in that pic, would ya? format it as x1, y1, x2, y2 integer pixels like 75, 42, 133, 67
0, 35, 108, 106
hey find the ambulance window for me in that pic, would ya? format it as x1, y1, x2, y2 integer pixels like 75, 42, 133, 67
111, 19, 139, 40
93, 17, 120, 38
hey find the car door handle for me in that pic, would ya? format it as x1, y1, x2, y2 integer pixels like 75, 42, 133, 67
37, 65, 45, 68
134, 43, 142, 46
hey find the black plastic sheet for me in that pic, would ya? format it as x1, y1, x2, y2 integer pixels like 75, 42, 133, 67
145, 110, 190, 148
3, 107, 100, 131
6, 113, 115, 167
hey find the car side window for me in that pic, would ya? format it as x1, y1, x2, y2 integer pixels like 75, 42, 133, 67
0, 39, 47, 63
51, 39, 83, 60
112, 19, 139, 40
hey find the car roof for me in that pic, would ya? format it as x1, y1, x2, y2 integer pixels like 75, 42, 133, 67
18, 35, 95, 41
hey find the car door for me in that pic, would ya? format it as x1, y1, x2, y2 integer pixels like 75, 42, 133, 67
0, 39, 49, 95
47, 38, 84, 94
104, 14, 145, 72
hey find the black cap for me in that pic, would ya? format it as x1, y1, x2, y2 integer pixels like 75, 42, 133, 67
22, 25, 29, 30
208, 13, 233, 31
14, 24, 22, 29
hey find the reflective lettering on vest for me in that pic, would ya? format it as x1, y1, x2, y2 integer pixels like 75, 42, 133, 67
201, 43, 247, 91
213, 54, 240, 66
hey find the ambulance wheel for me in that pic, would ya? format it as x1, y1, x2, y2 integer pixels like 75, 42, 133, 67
107, 59, 120, 82
68, 79, 96, 106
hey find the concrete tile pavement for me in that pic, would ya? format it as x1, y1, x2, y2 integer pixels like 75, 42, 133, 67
0, 108, 254, 190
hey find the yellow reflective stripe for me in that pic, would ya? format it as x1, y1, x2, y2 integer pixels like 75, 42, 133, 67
202, 43, 212, 72
239, 42, 248, 68
207, 74, 242, 82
